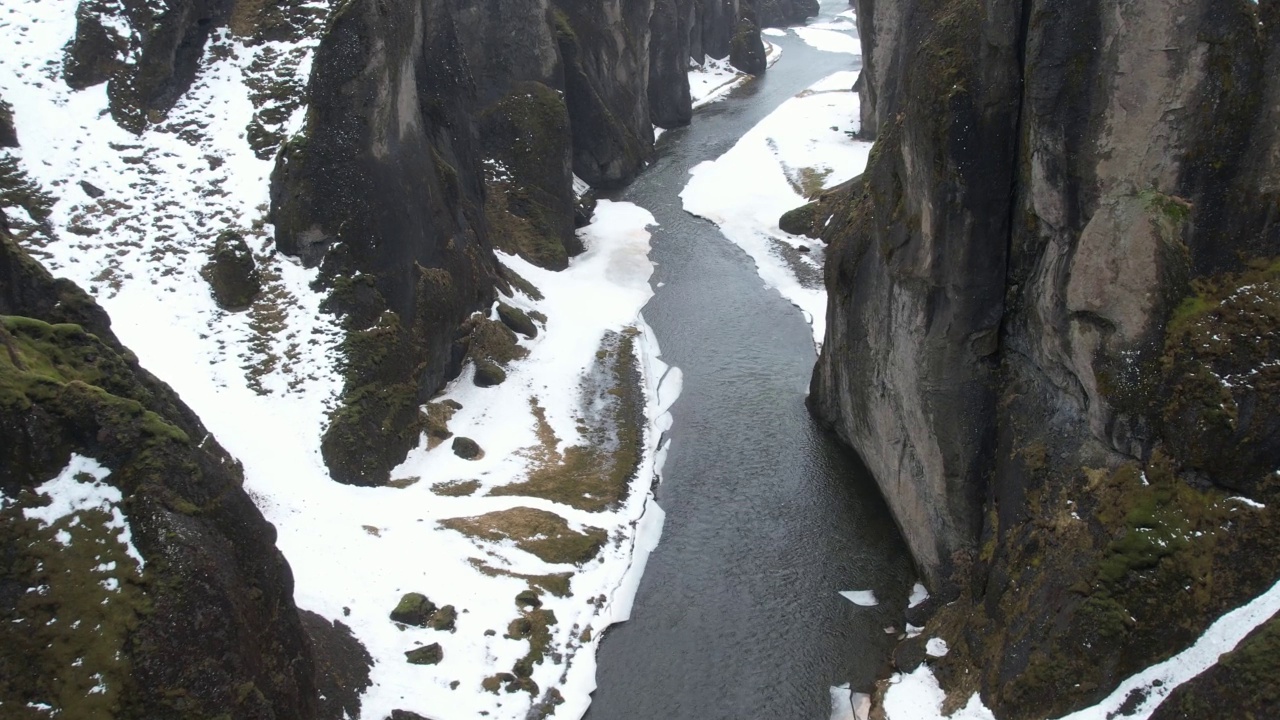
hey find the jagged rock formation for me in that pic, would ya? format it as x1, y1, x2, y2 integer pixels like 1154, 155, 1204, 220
0, 215, 323, 718
649, 0, 695, 128
756, 0, 820, 27
270, 0, 502, 487
270, 0, 770, 485
808, 0, 1280, 715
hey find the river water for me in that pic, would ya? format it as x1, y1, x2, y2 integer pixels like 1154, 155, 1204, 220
585, 4, 916, 719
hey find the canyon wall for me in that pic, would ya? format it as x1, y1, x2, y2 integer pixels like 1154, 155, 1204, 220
809, 0, 1280, 715
270, 0, 807, 486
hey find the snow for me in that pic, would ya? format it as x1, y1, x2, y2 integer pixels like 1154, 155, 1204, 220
793, 27, 861, 55
884, 577, 1280, 720
908, 582, 930, 609
681, 70, 872, 347
688, 41, 783, 109
840, 590, 879, 607
1, 2, 682, 716
924, 638, 949, 658
830, 683, 858, 720
23, 454, 144, 569
763, 28, 788, 37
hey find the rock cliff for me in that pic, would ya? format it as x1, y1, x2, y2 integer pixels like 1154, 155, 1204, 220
271, 0, 771, 485
809, 0, 1280, 715
0, 215, 331, 718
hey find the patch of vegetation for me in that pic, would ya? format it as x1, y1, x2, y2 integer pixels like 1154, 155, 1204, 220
466, 559, 572, 597
487, 603, 558, 696
423, 401, 458, 449
489, 330, 643, 511
440, 507, 605, 565
432, 479, 480, 497
479, 83, 577, 270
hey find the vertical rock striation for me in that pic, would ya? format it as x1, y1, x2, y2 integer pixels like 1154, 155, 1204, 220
809, 0, 1023, 588
810, 0, 1280, 715
270, 0, 765, 485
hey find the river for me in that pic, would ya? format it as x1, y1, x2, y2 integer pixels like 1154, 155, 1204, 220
585, 4, 917, 719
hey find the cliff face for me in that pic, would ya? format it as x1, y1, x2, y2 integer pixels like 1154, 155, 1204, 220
0, 220, 321, 718
809, 0, 1023, 586
271, 0, 765, 485
811, 0, 1280, 715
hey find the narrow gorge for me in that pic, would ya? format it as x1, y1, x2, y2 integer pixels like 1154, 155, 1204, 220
1, 0, 1278, 718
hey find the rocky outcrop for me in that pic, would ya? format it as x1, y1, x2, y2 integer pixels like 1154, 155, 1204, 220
0, 96, 15, 148
649, 0, 695, 128
201, 229, 262, 311
810, 0, 1280, 716
270, 0, 500, 486
729, 6, 769, 76
756, 0, 820, 27
0, 219, 322, 718
65, 0, 229, 133
268, 0, 762, 485
554, 0, 657, 188
809, 0, 1023, 587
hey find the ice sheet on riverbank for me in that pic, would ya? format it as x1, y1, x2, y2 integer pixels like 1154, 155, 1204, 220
680, 70, 873, 347
1, 1, 680, 715
793, 26, 861, 55
689, 41, 783, 109
883, 578, 1280, 720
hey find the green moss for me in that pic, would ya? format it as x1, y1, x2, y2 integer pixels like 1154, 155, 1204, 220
479, 80, 577, 269
0, 503, 148, 717
501, 606, 557, 694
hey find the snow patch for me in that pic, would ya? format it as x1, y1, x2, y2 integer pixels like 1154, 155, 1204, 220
23, 454, 144, 568
681, 70, 872, 347
908, 582, 930, 608
793, 27, 861, 55
840, 590, 879, 607
924, 638, 949, 658
885, 577, 1280, 720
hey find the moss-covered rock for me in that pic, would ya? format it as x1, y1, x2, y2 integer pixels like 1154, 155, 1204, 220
729, 12, 767, 76
428, 604, 457, 632
389, 592, 437, 627
497, 302, 538, 338
451, 436, 483, 460
473, 360, 507, 387
480, 83, 580, 270
0, 224, 327, 717
779, 200, 820, 238
404, 643, 443, 666
200, 229, 262, 311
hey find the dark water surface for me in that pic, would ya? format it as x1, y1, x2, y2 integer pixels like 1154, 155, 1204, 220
585, 4, 916, 720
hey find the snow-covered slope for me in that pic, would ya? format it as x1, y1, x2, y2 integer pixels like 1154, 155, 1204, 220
0, 2, 683, 718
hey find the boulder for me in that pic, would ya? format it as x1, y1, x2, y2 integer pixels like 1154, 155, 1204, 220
497, 302, 538, 338
404, 644, 443, 665
452, 436, 483, 459
201, 230, 261, 311
389, 592, 437, 627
